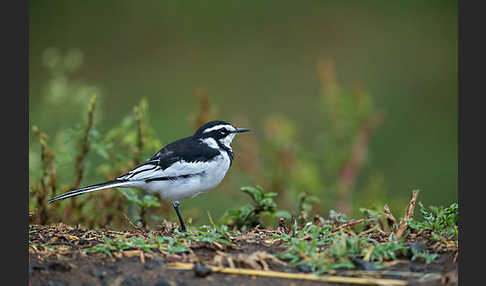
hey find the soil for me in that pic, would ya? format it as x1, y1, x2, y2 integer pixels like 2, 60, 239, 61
29, 224, 458, 286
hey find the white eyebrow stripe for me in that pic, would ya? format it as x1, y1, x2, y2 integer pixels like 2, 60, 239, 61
203, 125, 234, 133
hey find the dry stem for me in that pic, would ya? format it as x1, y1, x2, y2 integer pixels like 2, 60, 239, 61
384, 204, 397, 231
168, 262, 408, 286
64, 95, 97, 221
395, 190, 420, 239
32, 126, 57, 224
332, 219, 365, 232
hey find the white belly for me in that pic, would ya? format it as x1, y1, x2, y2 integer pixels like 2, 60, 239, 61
139, 153, 231, 201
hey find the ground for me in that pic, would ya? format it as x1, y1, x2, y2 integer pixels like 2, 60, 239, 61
28, 223, 457, 286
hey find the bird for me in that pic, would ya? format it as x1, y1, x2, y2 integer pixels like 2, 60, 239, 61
48, 120, 250, 232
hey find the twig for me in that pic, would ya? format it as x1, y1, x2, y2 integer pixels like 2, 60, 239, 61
395, 190, 420, 239
168, 262, 408, 286
332, 219, 365, 232
121, 212, 145, 233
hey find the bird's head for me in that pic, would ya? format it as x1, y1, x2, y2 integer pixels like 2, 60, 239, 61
194, 120, 250, 150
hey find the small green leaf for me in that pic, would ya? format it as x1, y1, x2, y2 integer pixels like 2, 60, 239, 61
120, 189, 142, 205
142, 194, 160, 208
275, 210, 292, 219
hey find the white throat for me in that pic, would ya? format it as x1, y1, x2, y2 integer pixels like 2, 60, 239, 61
219, 133, 236, 151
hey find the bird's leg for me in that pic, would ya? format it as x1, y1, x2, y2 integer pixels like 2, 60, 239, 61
172, 200, 187, 232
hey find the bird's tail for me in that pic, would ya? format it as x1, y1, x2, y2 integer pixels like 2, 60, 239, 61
48, 179, 132, 203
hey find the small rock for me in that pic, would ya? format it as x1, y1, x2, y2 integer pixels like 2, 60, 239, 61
153, 277, 170, 286
350, 257, 377, 271
91, 269, 107, 280
296, 263, 312, 273
145, 258, 164, 270
120, 276, 142, 286
30, 263, 48, 271
48, 262, 71, 272
407, 241, 426, 259
78, 239, 89, 245
410, 263, 425, 272
193, 264, 212, 277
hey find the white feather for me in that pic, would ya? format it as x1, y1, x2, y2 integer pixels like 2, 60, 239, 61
141, 153, 231, 200
203, 124, 235, 133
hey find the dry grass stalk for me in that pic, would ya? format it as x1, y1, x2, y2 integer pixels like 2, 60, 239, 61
72, 95, 97, 190
212, 251, 286, 271
168, 262, 408, 286
134, 106, 144, 165
336, 112, 385, 214
32, 126, 57, 224
395, 190, 420, 239
331, 219, 365, 233
63, 95, 97, 221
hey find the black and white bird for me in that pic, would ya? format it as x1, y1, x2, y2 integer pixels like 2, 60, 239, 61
48, 120, 250, 231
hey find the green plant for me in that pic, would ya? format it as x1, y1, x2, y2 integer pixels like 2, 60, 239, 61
297, 192, 320, 223
408, 202, 458, 240
369, 236, 408, 263
273, 218, 413, 274
84, 235, 159, 257
221, 186, 290, 231
410, 248, 439, 265
29, 88, 169, 228
83, 224, 235, 258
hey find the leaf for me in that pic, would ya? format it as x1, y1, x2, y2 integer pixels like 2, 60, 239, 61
120, 189, 142, 205
142, 194, 160, 208
241, 186, 264, 202
275, 210, 292, 219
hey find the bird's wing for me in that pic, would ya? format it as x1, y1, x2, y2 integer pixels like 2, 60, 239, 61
118, 136, 221, 181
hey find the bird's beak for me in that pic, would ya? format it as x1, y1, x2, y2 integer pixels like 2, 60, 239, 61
234, 128, 250, 133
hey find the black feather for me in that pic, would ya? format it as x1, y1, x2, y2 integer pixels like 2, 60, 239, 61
149, 136, 221, 170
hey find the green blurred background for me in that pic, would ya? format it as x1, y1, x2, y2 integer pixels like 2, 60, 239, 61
29, 0, 457, 226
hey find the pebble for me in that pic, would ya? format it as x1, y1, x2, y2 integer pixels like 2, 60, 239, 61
78, 239, 89, 245
296, 263, 312, 273
193, 264, 212, 277
153, 277, 171, 286
350, 257, 377, 271
410, 264, 425, 272
48, 262, 71, 272
407, 241, 426, 258
144, 258, 164, 270
91, 269, 107, 280
30, 263, 48, 271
